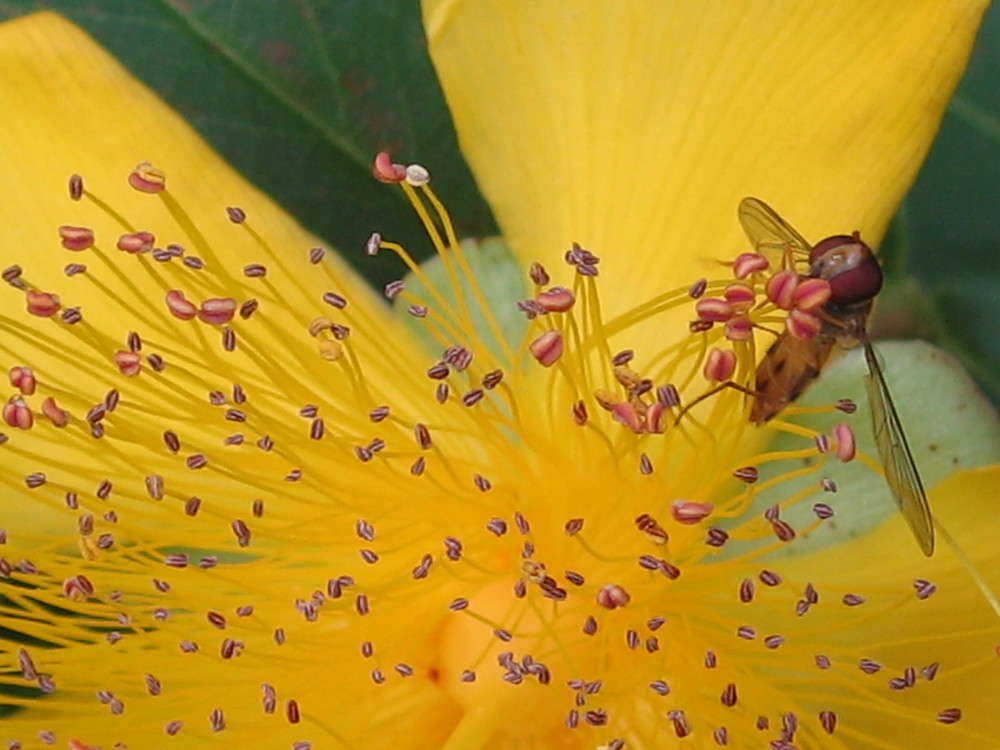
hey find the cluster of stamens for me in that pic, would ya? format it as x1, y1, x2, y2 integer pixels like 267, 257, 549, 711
0, 153, 975, 750
691, 250, 831, 384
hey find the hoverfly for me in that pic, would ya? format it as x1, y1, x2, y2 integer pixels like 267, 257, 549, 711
739, 197, 934, 556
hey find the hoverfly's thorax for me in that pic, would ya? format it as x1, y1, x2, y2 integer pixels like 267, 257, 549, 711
808, 234, 882, 307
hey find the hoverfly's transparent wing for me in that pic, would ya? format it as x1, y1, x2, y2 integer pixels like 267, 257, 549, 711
738, 197, 812, 270
862, 339, 935, 556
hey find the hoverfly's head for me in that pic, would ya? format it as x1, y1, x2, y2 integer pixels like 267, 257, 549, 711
809, 233, 882, 306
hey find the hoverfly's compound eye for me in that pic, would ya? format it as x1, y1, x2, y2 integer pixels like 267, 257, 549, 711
808, 234, 856, 263
809, 234, 882, 306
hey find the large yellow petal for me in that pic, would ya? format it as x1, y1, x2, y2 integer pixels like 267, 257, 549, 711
423, 0, 986, 321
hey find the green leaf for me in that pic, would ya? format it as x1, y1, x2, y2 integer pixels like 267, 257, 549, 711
883, 3, 1000, 404
395, 237, 528, 360
724, 341, 1000, 558
932, 279, 1000, 405
0, 0, 497, 287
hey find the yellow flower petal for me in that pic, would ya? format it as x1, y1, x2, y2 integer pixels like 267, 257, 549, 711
423, 0, 986, 321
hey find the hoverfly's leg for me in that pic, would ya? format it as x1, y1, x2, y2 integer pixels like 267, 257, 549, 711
812, 309, 848, 329
811, 307, 864, 338
674, 380, 759, 426
747, 320, 786, 347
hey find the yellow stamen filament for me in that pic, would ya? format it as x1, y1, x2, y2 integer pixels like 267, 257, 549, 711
0, 164, 994, 750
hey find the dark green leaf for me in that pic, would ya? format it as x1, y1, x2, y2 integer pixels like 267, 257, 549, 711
884, 3, 1000, 404
932, 279, 1000, 405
